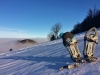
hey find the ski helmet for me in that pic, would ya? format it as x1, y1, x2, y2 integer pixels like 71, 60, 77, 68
59, 33, 64, 38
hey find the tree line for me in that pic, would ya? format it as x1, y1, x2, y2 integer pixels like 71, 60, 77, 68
71, 7, 100, 34
48, 7, 100, 41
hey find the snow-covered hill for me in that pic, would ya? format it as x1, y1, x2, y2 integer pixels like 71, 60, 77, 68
0, 29, 100, 75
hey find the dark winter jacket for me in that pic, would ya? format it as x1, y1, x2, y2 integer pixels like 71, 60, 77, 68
62, 32, 74, 46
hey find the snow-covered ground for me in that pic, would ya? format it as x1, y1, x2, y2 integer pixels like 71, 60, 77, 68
0, 28, 100, 75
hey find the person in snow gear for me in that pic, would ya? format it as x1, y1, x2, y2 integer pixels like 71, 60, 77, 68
59, 27, 98, 70
83, 27, 98, 62
59, 32, 82, 62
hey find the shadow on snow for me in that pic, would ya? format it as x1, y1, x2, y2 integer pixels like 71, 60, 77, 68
0, 55, 74, 70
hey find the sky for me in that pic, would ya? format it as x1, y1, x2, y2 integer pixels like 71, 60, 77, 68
0, 0, 100, 38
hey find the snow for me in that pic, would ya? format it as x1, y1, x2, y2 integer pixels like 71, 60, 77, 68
0, 29, 100, 75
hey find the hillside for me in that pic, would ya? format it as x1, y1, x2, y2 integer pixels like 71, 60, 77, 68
0, 29, 100, 75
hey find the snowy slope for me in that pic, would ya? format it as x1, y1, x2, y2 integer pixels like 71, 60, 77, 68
0, 29, 100, 75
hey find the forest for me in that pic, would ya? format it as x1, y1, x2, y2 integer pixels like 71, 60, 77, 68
71, 7, 100, 34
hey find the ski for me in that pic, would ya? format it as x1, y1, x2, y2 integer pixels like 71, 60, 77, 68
59, 58, 98, 71
59, 63, 80, 70
59, 59, 86, 70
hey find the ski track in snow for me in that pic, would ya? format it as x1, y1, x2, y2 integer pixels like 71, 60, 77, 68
0, 29, 100, 75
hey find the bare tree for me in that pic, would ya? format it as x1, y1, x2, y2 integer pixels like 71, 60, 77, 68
51, 23, 62, 39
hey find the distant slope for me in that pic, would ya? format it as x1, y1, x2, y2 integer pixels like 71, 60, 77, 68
0, 38, 48, 53
0, 29, 100, 75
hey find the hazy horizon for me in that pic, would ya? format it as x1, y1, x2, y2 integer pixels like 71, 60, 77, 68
0, 38, 48, 53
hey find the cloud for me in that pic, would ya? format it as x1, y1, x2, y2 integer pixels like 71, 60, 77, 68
0, 27, 26, 32
0, 27, 34, 38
